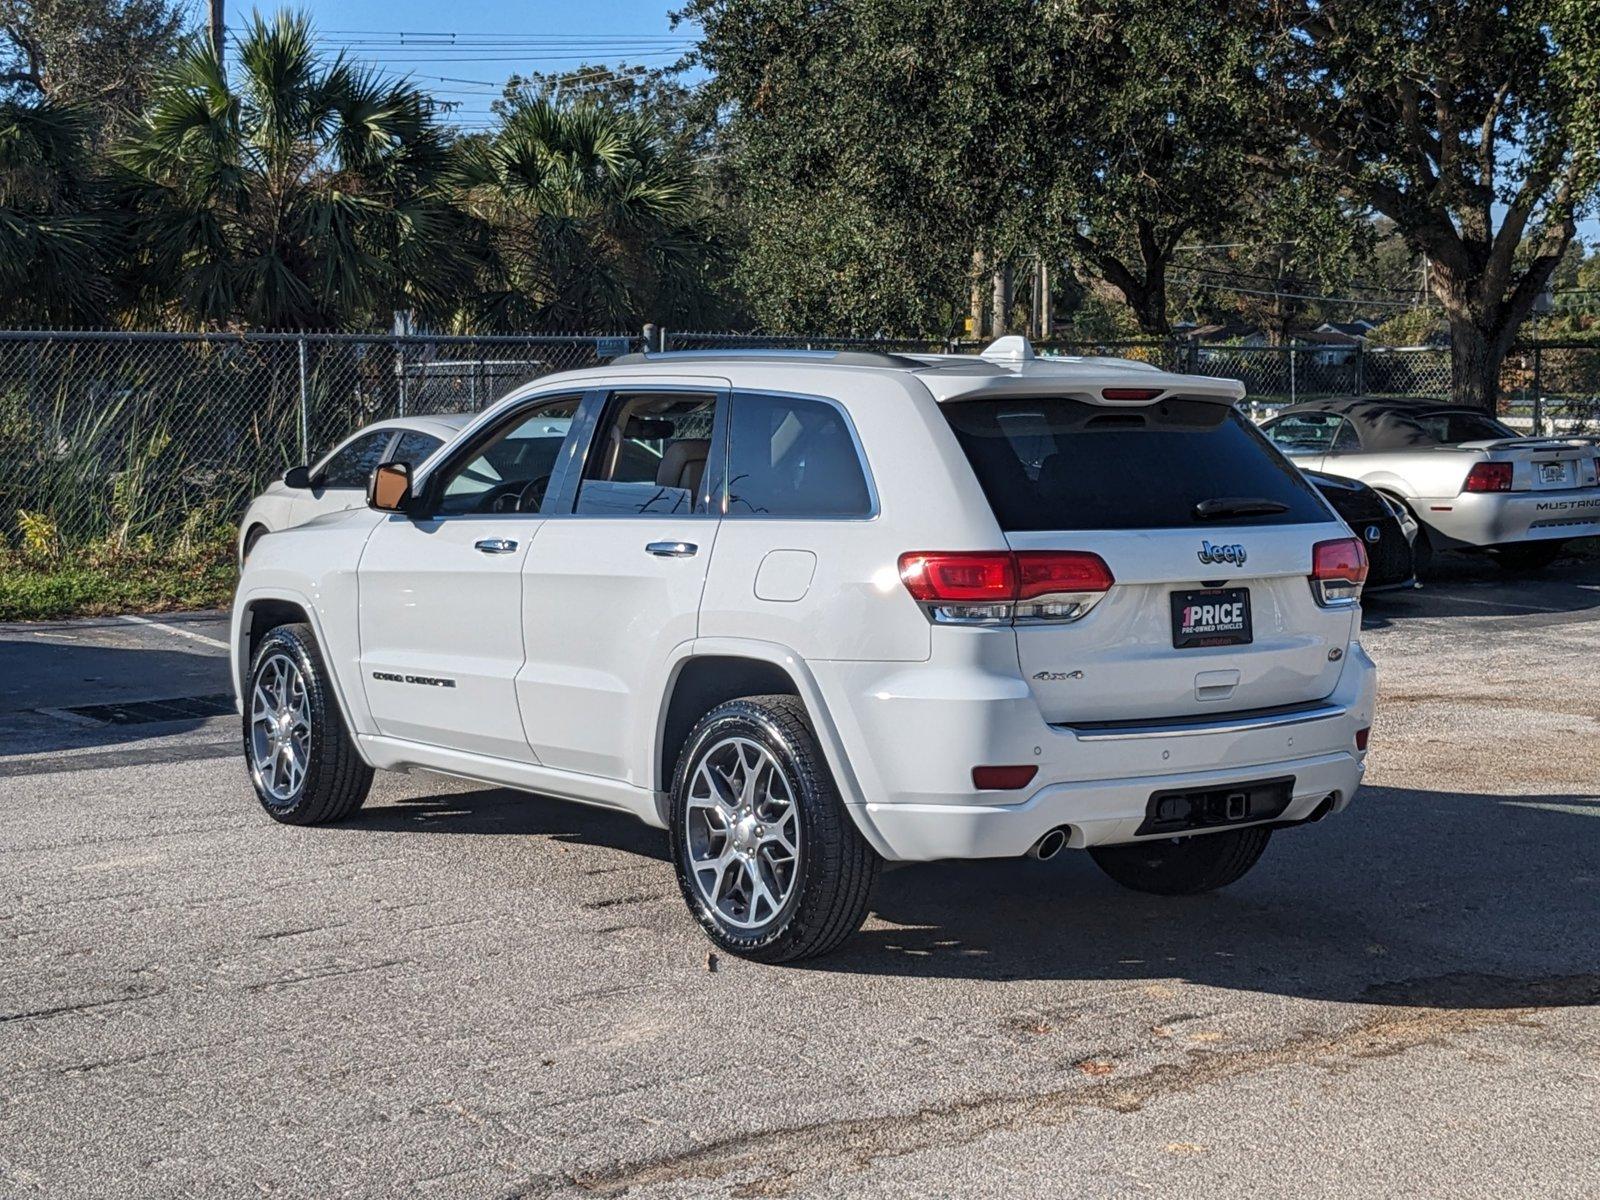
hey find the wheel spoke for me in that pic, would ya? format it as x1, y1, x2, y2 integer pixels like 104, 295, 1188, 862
681, 735, 802, 930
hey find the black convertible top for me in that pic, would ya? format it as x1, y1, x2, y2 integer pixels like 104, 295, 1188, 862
1272, 395, 1485, 451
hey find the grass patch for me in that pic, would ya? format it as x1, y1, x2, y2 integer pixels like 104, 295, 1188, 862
0, 556, 236, 621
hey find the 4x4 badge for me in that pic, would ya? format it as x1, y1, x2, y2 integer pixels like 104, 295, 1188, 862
1197, 541, 1247, 566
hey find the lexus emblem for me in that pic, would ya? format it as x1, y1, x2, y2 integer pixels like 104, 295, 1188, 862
1197, 540, 1247, 566
1364, 524, 1382, 543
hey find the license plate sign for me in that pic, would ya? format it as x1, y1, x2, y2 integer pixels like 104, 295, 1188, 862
1539, 461, 1566, 484
1171, 588, 1252, 648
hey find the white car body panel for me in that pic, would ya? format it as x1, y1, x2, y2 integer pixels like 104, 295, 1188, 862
236, 413, 474, 562
233, 348, 1375, 862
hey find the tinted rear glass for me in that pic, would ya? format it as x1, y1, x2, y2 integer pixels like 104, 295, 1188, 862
943, 397, 1329, 530
1412, 410, 1516, 444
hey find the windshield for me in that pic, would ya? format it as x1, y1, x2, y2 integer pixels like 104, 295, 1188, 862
942, 396, 1330, 531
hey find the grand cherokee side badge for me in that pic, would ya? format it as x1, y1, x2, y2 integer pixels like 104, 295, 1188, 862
1198, 541, 1246, 566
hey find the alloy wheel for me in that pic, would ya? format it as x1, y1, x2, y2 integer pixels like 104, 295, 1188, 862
683, 736, 801, 929
249, 651, 311, 803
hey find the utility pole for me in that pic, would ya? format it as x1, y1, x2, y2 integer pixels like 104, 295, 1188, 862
208, 0, 225, 61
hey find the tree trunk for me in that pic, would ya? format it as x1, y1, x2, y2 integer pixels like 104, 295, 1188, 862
968, 248, 987, 339
991, 263, 1014, 337
1444, 314, 1505, 414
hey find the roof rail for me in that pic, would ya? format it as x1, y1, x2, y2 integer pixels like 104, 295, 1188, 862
608, 348, 927, 369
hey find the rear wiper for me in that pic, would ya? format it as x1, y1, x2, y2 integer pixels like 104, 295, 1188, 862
1193, 496, 1291, 520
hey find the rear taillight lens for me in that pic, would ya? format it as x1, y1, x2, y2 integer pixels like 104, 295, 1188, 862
1310, 537, 1368, 607
899, 550, 1114, 625
1463, 461, 1513, 493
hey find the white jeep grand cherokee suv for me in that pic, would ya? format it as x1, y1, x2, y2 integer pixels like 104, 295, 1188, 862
231, 337, 1376, 962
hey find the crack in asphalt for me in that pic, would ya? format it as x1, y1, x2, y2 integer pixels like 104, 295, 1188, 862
532, 972, 1599, 1199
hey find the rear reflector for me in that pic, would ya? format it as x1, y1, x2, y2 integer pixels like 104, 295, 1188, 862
1463, 461, 1513, 493
1310, 537, 1368, 606
1355, 727, 1370, 751
899, 551, 1113, 625
972, 765, 1039, 790
1100, 387, 1163, 402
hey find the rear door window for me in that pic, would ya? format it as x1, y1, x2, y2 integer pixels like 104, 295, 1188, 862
943, 396, 1329, 530
726, 392, 872, 517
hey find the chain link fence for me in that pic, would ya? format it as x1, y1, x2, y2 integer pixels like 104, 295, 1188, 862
1, 331, 639, 566
4, 327, 1598, 575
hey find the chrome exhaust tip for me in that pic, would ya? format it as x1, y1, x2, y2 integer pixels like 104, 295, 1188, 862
1027, 827, 1068, 861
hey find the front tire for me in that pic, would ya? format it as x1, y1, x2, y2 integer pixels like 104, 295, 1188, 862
245, 623, 372, 824
1089, 827, 1271, 895
669, 695, 879, 962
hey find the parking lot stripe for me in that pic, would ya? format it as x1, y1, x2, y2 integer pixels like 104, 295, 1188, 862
117, 613, 230, 651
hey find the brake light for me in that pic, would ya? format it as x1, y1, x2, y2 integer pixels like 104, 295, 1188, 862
899, 550, 1114, 625
1101, 387, 1163, 402
1310, 537, 1368, 606
1463, 461, 1513, 493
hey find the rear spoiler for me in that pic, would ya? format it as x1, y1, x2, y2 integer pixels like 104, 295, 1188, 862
1466, 436, 1600, 451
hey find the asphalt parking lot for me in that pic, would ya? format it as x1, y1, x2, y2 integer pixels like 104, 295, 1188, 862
3, 555, 1598, 1199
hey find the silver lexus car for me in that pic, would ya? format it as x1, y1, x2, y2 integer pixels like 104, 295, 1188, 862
1263, 396, 1600, 570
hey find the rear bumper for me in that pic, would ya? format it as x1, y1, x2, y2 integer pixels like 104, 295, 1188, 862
858, 751, 1362, 860
815, 637, 1376, 862
1421, 489, 1600, 548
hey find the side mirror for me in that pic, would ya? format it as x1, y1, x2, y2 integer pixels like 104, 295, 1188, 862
368, 461, 413, 512
283, 464, 312, 489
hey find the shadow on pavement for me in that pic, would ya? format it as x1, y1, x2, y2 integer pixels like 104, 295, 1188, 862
350, 787, 672, 862
1361, 549, 1600, 625
0, 639, 229, 755
349, 782, 1600, 1010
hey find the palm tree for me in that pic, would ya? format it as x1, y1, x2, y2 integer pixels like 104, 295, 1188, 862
0, 99, 120, 323
118, 12, 479, 329
457, 98, 708, 330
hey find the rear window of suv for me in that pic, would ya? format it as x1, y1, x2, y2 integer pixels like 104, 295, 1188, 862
942, 396, 1329, 530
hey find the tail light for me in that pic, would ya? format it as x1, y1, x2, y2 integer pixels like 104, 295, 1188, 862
1310, 537, 1368, 606
899, 550, 1113, 625
1462, 461, 1513, 493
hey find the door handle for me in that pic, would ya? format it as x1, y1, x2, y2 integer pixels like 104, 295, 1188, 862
646, 541, 698, 558
475, 538, 518, 554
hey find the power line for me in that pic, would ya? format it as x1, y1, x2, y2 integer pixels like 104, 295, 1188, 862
1172, 274, 1418, 309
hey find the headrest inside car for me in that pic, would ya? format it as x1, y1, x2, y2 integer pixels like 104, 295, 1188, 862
624, 416, 675, 440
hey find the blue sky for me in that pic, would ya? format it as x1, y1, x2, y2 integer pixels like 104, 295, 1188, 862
232, 1, 698, 131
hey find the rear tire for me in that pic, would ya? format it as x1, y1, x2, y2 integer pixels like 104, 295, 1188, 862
1089, 827, 1271, 895
244, 623, 372, 825
669, 694, 879, 963
1489, 542, 1564, 572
